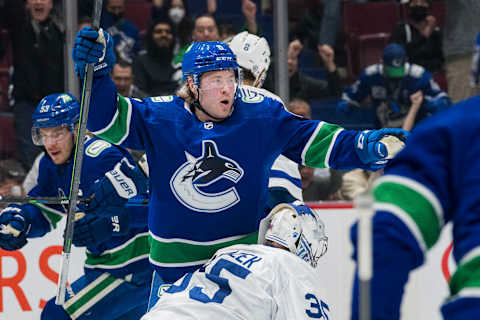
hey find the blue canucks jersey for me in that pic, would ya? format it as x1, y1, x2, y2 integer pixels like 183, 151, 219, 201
351, 96, 480, 319
342, 63, 450, 124
87, 75, 375, 282
26, 136, 150, 278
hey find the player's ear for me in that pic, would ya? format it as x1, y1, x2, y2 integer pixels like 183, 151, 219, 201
187, 77, 198, 99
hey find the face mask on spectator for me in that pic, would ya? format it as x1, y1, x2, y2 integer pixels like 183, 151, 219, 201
410, 5, 428, 22
111, 12, 124, 23
169, 7, 185, 24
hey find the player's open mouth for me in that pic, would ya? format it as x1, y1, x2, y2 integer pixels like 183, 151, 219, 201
220, 100, 229, 105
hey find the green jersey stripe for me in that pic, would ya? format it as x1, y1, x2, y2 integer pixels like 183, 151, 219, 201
374, 175, 444, 227
449, 256, 480, 295
374, 179, 441, 249
302, 122, 343, 168
34, 203, 63, 229
85, 234, 150, 267
66, 274, 123, 318
460, 247, 480, 266
374, 203, 427, 253
149, 232, 258, 265
93, 95, 132, 144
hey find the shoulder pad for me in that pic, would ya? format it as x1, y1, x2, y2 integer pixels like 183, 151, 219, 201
407, 64, 425, 78
85, 139, 112, 158
365, 64, 381, 76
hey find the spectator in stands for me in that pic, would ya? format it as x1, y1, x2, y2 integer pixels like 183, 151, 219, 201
171, 13, 220, 83
290, 0, 341, 67
13, 0, 64, 170
133, 17, 177, 96
101, 0, 142, 64
443, 0, 480, 103
0, 0, 26, 64
150, 0, 193, 54
338, 43, 450, 129
265, 41, 342, 101
390, 0, 443, 74
111, 61, 147, 98
0, 159, 26, 207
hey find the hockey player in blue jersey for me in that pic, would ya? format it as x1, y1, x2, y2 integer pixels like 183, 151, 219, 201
72, 27, 408, 305
350, 95, 480, 320
339, 43, 451, 128
0, 93, 151, 319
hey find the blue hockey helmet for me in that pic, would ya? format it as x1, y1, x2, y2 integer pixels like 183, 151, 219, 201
182, 41, 240, 87
31, 93, 81, 146
258, 202, 328, 268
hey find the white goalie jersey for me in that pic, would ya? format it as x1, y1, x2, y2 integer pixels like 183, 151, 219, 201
142, 244, 331, 320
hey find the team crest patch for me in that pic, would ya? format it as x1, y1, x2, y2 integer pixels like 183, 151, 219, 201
170, 140, 244, 213
241, 95, 264, 103
85, 140, 111, 157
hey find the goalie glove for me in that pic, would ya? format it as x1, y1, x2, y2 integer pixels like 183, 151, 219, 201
0, 205, 31, 251
355, 128, 408, 170
72, 26, 116, 78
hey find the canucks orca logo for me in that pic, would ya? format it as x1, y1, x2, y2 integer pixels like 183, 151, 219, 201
170, 140, 244, 213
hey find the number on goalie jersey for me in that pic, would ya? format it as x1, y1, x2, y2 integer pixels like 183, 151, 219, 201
143, 203, 331, 320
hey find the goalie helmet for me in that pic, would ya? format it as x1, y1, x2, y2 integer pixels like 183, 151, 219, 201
31, 93, 80, 146
228, 31, 271, 87
182, 41, 240, 87
259, 202, 328, 268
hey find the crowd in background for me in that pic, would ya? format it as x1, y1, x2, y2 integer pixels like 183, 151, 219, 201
1, 0, 480, 204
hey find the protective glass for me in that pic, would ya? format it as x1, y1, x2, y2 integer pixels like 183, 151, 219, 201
32, 125, 72, 146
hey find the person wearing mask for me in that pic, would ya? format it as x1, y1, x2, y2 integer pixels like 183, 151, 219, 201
101, 0, 142, 64
390, 0, 444, 73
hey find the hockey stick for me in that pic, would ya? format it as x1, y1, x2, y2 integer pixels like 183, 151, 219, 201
355, 192, 374, 320
0, 196, 90, 205
55, 0, 103, 305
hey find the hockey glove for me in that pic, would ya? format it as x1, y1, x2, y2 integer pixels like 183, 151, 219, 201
355, 128, 408, 170
86, 157, 148, 216
72, 211, 130, 247
0, 205, 31, 251
72, 27, 116, 78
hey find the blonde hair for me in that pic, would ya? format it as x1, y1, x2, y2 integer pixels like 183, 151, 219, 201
176, 82, 196, 105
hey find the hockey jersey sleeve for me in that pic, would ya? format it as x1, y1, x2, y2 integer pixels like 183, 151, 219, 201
86, 75, 153, 150
415, 68, 450, 112
269, 103, 375, 171
341, 70, 372, 108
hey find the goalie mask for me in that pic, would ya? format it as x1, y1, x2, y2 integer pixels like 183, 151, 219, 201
228, 31, 271, 88
258, 202, 328, 268
31, 93, 80, 146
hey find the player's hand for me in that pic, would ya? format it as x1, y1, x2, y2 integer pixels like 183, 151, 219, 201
86, 157, 148, 214
355, 129, 409, 170
72, 27, 116, 78
72, 211, 130, 247
0, 205, 30, 251
409, 90, 423, 109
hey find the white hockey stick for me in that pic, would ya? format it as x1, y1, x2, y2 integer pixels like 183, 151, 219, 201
355, 192, 374, 320
55, 0, 104, 305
